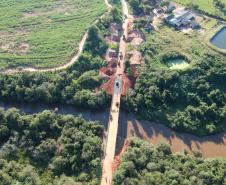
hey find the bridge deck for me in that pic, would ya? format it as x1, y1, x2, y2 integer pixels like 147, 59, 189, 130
101, 0, 129, 184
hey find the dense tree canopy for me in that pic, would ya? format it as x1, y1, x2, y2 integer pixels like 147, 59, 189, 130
113, 139, 226, 185
126, 53, 226, 135
0, 108, 103, 184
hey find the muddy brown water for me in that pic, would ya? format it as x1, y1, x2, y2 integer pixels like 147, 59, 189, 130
0, 101, 226, 158
118, 112, 226, 158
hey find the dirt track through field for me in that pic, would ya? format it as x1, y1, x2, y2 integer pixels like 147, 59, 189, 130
1, 0, 112, 74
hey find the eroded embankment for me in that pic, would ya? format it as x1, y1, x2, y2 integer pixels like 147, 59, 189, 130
117, 112, 226, 158
0, 101, 226, 158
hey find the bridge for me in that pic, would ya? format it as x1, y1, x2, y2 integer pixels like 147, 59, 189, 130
101, 0, 129, 184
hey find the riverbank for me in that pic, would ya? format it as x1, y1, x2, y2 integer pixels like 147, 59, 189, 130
117, 112, 226, 158
1, 101, 226, 158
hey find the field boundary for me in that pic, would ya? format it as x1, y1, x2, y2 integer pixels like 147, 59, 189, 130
1, 0, 112, 74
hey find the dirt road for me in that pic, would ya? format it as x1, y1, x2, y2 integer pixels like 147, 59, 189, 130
1, 0, 112, 74
101, 0, 129, 184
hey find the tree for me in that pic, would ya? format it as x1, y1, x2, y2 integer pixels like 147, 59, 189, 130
213, 0, 225, 11
85, 26, 107, 56
32, 139, 56, 164
113, 139, 226, 185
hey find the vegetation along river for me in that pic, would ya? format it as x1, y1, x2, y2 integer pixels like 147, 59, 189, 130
0, 101, 226, 158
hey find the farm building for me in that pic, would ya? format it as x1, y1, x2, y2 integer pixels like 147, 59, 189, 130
166, 10, 197, 28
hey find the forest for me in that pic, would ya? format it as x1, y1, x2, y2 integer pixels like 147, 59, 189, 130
124, 8, 226, 135
0, 108, 103, 184
126, 51, 226, 136
113, 139, 226, 185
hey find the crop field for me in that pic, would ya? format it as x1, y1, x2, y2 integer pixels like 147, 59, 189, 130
0, 0, 107, 69
174, 0, 226, 20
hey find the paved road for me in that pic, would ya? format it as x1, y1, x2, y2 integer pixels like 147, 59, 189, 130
1, 0, 112, 74
101, 0, 129, 184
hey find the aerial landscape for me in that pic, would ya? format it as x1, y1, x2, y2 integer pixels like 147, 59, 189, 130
0, 0, 226, 184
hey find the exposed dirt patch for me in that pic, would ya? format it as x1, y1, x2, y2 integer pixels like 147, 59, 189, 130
127, 30, 145, 46
121, 74, 135, 96
19, 43, 30, 53
100, 66, 116, 77
100, 75, 115, 95
0, 42, 15, 53
23, 5, 74, 18
131, 37, 145, 46
112, 139, 129, 172
0, 29, 29, 39
0, 42, 30, 54
128, 50, 142, 65
0, 31, 11, 38
0, 43, 12, 51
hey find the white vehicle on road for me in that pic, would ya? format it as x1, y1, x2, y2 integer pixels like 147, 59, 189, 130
115, 80, 119, 88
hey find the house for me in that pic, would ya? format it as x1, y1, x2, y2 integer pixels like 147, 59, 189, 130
166, 10, 196, 28
105, 48, 118, 62
105, 33, 121, 43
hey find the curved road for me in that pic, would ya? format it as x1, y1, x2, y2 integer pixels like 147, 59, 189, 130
1, 0, 112, 74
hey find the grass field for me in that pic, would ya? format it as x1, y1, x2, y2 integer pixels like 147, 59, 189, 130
174, 0, 226, 20
0, 0, 107, 69
142, 24, 226, 70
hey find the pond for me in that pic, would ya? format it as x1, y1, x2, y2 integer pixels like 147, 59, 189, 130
164, 58, 189, 70
1, 101, 226, 158
211, 27, 226, 50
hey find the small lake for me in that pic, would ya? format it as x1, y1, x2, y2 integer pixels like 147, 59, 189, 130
211, 27, 226, 50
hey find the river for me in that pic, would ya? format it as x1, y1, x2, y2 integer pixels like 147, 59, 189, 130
0, 101, 226, 158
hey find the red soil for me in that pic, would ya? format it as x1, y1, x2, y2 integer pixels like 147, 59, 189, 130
112, 139, 130, 172
99, 73, 135, 96
99, 61, 137, 96
99, 75, 115, 95
121, 74, 135, 96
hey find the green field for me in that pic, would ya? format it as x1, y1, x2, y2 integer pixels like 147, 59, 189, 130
0, 0, 106, 69
142, 26, 217, 69
174, 0, 226, 20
